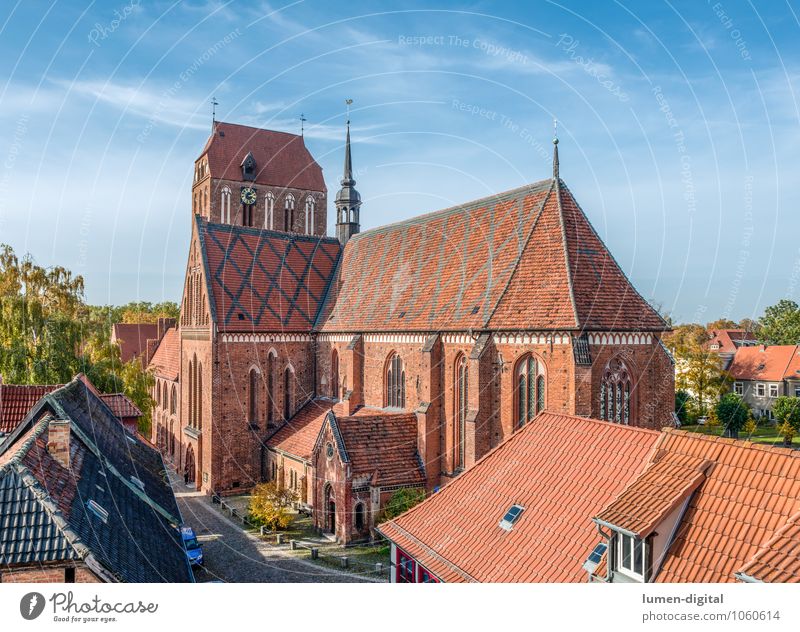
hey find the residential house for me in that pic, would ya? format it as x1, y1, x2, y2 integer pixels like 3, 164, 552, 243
707, 328, 758, 369
0, 376, 192, 583
727, 345, 800, 419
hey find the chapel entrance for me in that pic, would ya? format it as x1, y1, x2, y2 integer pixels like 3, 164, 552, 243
185, 444, 196, 484
324, 484, 336, 533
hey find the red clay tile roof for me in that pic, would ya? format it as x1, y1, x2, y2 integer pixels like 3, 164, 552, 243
201, 122, 326, 192
595, 451, 710, 538
0, 383, 60, 433
320, 179, 665, 333
148, 327, 180, 381
334, 412, 425, 487
738, 511, 800, 582
377, 413, 661, 582
200, 219, 341, 332
709, 329, 757, 354
99, 393, 142, 420
112, 323, 159, 363
267, 399, 337, 460
644, 430, 800, 583
728, 345, 799, 381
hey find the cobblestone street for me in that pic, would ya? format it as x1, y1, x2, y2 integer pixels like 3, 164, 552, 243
176, 491, 378, 583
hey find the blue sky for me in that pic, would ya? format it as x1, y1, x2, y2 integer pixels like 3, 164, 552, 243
0, 1, 799, 324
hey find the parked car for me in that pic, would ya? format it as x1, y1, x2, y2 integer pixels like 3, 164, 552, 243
180, 526, 203, 566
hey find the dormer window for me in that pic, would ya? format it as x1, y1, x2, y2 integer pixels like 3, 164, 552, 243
241, 152, 256, 181
616, 533, 645, 581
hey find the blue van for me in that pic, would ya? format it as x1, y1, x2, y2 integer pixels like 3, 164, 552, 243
181, 526, 203, 566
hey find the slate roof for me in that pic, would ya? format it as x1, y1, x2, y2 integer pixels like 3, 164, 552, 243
148, 327, 180, 381
319, 179, 665, 333
200, 121, 326, 192
377, 413, 661, 582
98, 394, 143, 420
0, 377, 192, 583
199, 218, 341, 332
0, 382, 60, 434
112, 323, 159, 363
728, 345, 800, 381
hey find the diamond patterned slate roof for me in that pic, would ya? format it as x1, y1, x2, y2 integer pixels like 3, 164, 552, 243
0, 377, 192, 583
199, 218, 341, 332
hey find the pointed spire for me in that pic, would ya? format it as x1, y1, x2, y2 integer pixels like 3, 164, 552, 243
335, 99, 361, 246
552, 118, 559, 181
211, 97, 218, 131
342, 118, 354, 185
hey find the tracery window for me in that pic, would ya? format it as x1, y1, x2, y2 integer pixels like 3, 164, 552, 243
385, 353, 405, 409
600, 357, 633, 425
514, 354, 545, 428
454, 354, 468, 470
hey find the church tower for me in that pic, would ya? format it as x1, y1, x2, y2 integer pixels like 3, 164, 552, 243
335, 119, 361, 245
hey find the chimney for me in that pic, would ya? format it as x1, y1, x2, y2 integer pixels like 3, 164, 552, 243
47, 419, 71, 469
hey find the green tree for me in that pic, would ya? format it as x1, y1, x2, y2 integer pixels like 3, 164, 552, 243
715, 393, 750, 439
377, 488, 426, 523
758, 299, 800, 345
675, 390, 693, 425
772, 396, 800, 446
706, 318, 737, 330
665, 324, 730, 417
249, 482, 297, 530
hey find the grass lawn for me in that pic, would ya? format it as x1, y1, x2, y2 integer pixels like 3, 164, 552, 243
680, 423, 800, 447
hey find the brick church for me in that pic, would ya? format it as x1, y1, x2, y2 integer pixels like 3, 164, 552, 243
149, 117, 674, 543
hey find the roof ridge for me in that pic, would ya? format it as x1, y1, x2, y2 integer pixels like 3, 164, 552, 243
555, 178, 581, 328
663, 427, 800, 456
482, 180, 556, 327
350, 179, 552, 238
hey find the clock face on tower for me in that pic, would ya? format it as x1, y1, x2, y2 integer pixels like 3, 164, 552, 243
240, 187, 257, 205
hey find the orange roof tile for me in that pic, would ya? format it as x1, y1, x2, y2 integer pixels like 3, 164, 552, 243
728, 345, 799, 382
0, 382, 60, 433
738, 512, 800, 582
708, 329, 757, 354
378, 413, 661, 582
148, 327, 180, 380
111, 323, 159, 363
98, 393, 142, 420
266, 399, 337, 460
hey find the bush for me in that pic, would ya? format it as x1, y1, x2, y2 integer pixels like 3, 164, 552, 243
714, 393, 750, 438
248, 482, 297, 530
376, 488, 426, 524
743, 415, 758, 436
675, 390, 692, 425
772, 396, 800, 446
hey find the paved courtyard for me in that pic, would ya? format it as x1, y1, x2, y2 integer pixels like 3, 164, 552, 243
176, 491, 377, 583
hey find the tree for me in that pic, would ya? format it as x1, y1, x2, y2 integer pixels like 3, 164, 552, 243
715, 393, 750, 439
772, 396, 800, 446
737, 318, 760, 334
377, 488, 426, 523
664, 324, 730, 417
706, 318, 737, 331
675, 390, 693, 425
758, 299, 800, 345
249, 482, 297, 530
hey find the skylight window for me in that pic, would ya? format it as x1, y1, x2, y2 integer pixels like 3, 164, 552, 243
87, 500, 109, 524
582, 542, 608, 574
499, 504, 524, 531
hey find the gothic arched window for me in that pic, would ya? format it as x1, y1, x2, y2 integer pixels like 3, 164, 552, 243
221, 187, 231, 224
600, 357, 634, 425
331, 349, 339, 400
267, 351, 276, 424
284, 194, 295, 231
170, 385, 177, 415
454, 354, 468, 470
283, 366, 293, 420
305, 196, 315, 234
514, 354, 545, 429
248, 367, 259, 423
266, 191, 274, 230
385, 353, 405, 409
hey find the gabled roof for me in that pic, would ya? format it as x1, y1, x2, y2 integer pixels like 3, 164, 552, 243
200, 121, 326, 192
148, 327, 180, 381
199, 218, 341, 332
709, 329, 757, 354
319, 179, 665, 333
0, 382, 60, 433
377, 412, 661, 582
728, 345, 800, 381
111, 323, 159, 363
0, 377, 191, 582
266, 398, 337, 461
638, 430, 800, 583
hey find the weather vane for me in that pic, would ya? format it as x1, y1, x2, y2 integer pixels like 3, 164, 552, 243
300, 113, 307, 137
211, 97, 218, 129
345, 98, 353, 123
553, 117, 558, 142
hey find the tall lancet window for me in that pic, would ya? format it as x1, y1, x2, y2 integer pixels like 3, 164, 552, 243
600, 357, 634, 425
284, 194, 295, 231
454, 354, 468, 470
385, 353, 405, 409
248, 368, 259, 424
514, 354, 545, 429
265, 192, 274, 230
221, 187, 231, 223
305, 196, 315, 234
